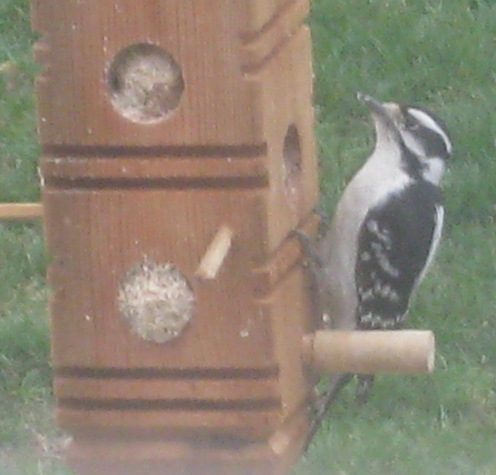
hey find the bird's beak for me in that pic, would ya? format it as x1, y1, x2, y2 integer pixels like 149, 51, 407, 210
357, 93, 391, 120
357, 92, 400, 134
357, 92, 388, 115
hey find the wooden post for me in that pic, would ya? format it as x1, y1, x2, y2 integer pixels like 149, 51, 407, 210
302, 330, 435, 375
0, 203, 43, 220
31, 1, 318, 474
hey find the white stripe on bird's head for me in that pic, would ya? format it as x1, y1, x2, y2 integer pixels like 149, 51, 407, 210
405, 107, 453, 156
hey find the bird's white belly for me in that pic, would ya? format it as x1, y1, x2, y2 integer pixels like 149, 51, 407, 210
323, 160, 411, 328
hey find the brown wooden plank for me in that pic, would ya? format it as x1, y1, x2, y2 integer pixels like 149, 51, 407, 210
32, 0, 264, 147
45, 188, 276, 370
57, 406, 281, 439
241, 0, 309, 71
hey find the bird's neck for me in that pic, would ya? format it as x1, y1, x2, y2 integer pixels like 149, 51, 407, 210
369, 132, 405, 172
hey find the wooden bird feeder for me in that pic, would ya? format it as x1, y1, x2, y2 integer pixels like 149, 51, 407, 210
28, 1, 435, 474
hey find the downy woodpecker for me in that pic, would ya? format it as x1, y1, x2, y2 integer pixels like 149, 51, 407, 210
301, 94, 452, 425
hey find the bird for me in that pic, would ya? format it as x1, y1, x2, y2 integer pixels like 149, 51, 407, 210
298, 93, 452, 443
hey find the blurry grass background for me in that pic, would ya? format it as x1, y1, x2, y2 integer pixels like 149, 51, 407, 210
1, 0, 496, 474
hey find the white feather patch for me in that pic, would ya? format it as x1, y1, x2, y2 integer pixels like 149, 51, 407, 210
416, 204, 444, 286
408, 108, 452, 155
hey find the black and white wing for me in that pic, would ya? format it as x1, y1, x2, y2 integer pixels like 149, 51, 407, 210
355, 181, 443, 330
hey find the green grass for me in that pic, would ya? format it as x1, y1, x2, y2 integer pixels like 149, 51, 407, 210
0, 0, 64, 472
0, 0, 39, 203
1, 0, 496, 474
298, 1, 496, 474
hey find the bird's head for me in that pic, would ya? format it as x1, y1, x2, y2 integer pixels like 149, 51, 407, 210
357, 93, 453, 185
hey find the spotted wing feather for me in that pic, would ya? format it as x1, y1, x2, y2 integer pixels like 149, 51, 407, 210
355, 181, 443, 329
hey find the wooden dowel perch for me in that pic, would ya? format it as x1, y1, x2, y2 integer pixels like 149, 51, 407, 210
0, 203, 43, 220
195, 225, 233, 280
302, 330, 435, 375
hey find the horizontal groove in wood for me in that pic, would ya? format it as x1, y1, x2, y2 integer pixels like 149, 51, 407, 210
54, 366, 280, 380
42, 144, 267, 159
43, 175, 268, 191
40, 155, 269, 182
54, 376, 279, 402
58, 398, 280, 412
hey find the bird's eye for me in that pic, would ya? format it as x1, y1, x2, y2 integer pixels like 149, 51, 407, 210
404, 115, 420, 131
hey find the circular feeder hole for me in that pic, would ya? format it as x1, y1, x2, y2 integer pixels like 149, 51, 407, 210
107, 43, 184, 124
283, 124, 302, 193
118, 260, 195, 344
